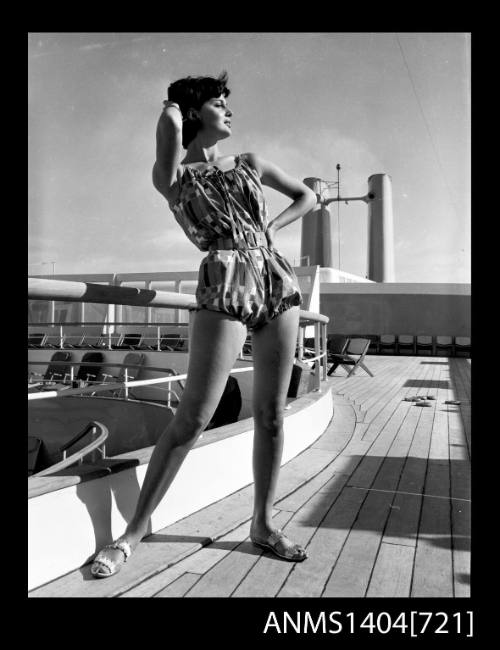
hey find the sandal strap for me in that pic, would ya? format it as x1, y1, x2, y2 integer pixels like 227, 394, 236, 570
111, 539, 132, 561
266, 529, 305, 556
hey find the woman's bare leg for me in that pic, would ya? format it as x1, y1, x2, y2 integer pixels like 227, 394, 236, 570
250, 306, 301, 537
100, 309, 248, 561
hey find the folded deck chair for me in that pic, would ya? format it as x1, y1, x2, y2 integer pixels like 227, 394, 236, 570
397, 334, 415, 355
416, 335, 434, 355
62, 333, 87, 349
112, 332, 143, 350
454, 336, 471, 357
140, 333, 183, 351
435, 336, 454, 357
28, 333, 47, 348
327, 337, 374, 377
378, 334, 397, 355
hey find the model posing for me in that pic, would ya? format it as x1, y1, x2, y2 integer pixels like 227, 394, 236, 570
91, 72, 317, 578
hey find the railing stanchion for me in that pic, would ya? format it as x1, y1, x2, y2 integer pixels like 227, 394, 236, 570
314, 322, 321, 391
157, 325, 161, 351
322, 323, 328, 380
297, 326, 304, 361
59, 324, 64, 349
124, 368, 128, 399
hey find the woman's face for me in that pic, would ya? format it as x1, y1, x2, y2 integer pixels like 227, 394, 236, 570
196, 95, 232, 141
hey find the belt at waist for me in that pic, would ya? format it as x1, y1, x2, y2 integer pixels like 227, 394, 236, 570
208, 231, 268, 251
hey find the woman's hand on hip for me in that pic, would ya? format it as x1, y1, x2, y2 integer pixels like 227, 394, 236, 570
265, 225, 277, 251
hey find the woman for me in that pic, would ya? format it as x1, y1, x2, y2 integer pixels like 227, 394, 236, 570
91, 72, 317, 578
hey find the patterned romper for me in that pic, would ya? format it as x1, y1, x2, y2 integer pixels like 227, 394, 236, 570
170, 154, 303, 331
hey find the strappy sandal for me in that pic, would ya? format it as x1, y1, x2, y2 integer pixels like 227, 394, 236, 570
91, 539, 132, 579
251, 529, 308, 562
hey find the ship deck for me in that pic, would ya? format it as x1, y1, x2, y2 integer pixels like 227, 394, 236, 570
29, 355, 471, 598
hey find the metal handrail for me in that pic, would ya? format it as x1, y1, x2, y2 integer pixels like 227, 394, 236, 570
28, 277, 330, 391
27, 366, 256, 401
29, 421, 109, 478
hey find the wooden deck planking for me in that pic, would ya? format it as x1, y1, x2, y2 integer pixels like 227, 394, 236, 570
411, 460, 453, 596
329, 358, 399, 409
381, 408, 430, 547
29, 357, 470, 599
277, 487, 368, 598
232, 476, 353, 598
357, 356, 435, 437
345, 359, 436, 490
121, 519, 255, 597
153, 572, 201, 598
183, 511, 293, 597
333, 360, 405, 414
366, 542, 415, 598
360, 357, 424, 423
322, 489, 398, 597
450, 497, 471, 598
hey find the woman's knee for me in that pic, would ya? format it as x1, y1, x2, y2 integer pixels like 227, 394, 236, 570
171, 410, 210, 445
253, 402, 285, 432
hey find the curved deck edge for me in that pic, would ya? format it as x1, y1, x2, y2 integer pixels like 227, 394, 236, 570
28, 387, 333, 591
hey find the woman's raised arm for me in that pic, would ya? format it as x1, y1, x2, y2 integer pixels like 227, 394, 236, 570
152, 101, 184, 203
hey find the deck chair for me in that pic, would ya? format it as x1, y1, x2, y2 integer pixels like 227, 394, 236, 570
416, 335, 434, 355
160, 333, 184, 351
28, 333, 47, 348
139, 333, 183, 351
359, 335, 380, 355
454, 336, 471, 357
327, 338, 374, 377
112, 332, 143, 350
100, 352, 145, 397
435, 336, 454, 357
62, 333, 86, 349
326, 335, 349, 365
378, 334, 397, 355
73, 351, 105, 386
242, 334, 252, 356
43, 351, 72, 382
397, 334, 415, 355
28, 437, 43, 476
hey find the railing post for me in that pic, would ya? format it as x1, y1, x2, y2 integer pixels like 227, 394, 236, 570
145, 281, 152, 324
124, 368, 129, 399
157, 325, 161, 351
59, 324, 64, 349
322, 323, 328, 381
314, 322, 321, 391
297, 326, 304, 361
175, 281, 181, 324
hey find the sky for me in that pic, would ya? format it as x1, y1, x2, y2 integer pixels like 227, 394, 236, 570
28, 32, 470, 283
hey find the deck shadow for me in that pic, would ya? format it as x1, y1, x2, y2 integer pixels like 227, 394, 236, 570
295, 456, 470, 552
403, 379, 451, 389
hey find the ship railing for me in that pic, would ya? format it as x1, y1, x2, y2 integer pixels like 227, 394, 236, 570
29, 421, 109, 478
27, 321, 190, 351
27, 361, 254, 404
28, 277, 330, 394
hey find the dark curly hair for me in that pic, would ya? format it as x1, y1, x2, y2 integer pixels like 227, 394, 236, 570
166, 71, 230, 148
